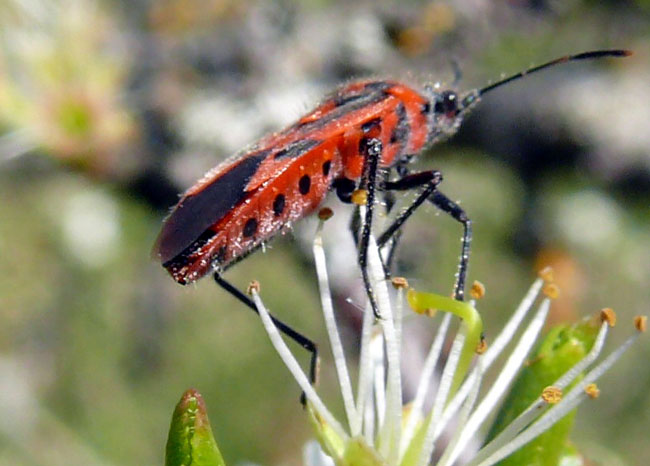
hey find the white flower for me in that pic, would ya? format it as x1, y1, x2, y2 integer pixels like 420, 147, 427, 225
249, 210, 646, 466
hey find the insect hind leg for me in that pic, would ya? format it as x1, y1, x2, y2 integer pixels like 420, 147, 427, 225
213, 273, 319, 405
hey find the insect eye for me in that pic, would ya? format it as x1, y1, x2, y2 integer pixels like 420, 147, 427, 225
434, 90, 458, 115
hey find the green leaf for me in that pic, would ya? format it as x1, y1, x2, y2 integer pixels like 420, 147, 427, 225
486, 317, 600, 466
165, 388, 226, 466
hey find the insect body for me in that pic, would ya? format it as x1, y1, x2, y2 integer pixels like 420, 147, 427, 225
154, 50, 630, 390
155, 80, 458, 285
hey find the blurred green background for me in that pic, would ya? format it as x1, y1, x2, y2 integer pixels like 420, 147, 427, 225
0, 0, 648, 464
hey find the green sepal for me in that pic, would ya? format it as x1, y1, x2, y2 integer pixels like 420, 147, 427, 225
486, 317, 600, 465
307, 403, 387, 465
398, 410, 427, 466
307, 403, 346, 462
341, 438, 386, 466
165, 388, 226, 466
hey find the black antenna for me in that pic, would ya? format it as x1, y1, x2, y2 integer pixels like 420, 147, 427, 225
461, 49, 631, 108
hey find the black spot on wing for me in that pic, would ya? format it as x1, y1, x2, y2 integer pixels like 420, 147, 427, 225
322, 160, 331, 177
299, 174, 311, 195
273, 194, 285, 216
361, 117, 382, 133
156, 151, 268, 264
243, 217, 258, 237
390, 103, 410, 148
274, 139, 321, 160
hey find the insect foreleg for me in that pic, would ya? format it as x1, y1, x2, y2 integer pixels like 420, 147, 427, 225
357, 137, 383, 319
213, 273, 319, 404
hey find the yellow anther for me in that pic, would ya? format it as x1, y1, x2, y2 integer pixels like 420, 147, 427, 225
475, 336, 488, 354
634, 315, 647, 333
600, 308, 617, 327
542, 283, 560, 299
470, 280, 486, 300
585, 383, 600, 399
541, 386, 563, 404
422, 308, 437, 317
318, 207, 334, 221
391, 277, 409, 289
538, 266, 554, 282
351, 189, 368, 206
247, 280, 261, 295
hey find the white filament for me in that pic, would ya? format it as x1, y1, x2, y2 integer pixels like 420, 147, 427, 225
313, 223, 359, 434
252, 291, 348, 441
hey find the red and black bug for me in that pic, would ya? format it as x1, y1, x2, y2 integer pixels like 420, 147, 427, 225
154, 50, 630, 385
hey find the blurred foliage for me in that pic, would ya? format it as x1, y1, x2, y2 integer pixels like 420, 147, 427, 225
0, 0, 648, 465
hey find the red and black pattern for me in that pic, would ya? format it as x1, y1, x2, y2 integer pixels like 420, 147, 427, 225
153, 50, 630, 395
155, 79, 434, 284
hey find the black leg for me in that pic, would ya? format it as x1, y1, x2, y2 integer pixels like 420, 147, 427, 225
376, 170, 443, 249
376, 169, 472, 302
428, 190, 472, 302
213, 273, 319, 404
378, 172, 399, 277
382, 228, 402, 278
377, 170, 443, 277
357, 137, 383, 319
348, 205, 361, 248
381, 170, 397, 215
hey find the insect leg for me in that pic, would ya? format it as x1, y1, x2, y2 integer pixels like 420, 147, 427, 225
382, 228, 402, 278
213, 273, 319, 403
348, 206, 361, 247
376, 170, 443, 250
357, 137, 383, 319
428, 190, 472, 302
351, 169, 394, 250
378, 174, 471, 301
378, 171, 400, 277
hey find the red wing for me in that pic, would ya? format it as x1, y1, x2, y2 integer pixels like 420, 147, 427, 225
154, 78, 399, 267
244, 139, 324, 191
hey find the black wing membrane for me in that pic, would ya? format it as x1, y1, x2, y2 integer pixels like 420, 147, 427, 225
155, 151, 268, 264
